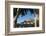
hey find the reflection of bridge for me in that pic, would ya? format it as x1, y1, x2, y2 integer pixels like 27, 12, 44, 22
14, 24, 35, 28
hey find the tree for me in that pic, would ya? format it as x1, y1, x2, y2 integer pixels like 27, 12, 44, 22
13, 8, 28, 27
33, 9, 39, 27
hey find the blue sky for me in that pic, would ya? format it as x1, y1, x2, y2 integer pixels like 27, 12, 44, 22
17, 10, 35, 24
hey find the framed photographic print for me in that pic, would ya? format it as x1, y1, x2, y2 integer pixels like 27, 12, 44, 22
5, 1, 45, 36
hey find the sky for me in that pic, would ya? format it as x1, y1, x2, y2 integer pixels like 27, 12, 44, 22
17, 10, 35, 24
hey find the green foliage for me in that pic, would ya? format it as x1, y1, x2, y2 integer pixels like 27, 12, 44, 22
13, 8, 39, 17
